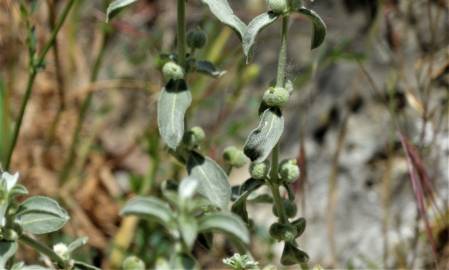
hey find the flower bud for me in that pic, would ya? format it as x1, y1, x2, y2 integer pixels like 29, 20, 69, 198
279, 159, 300, 184
162, 61, 184, 81
269, 222, 297, 242
223, 146, 248, 168
273, 199, 297, 218
249, 161, 269, 180
262, 87, 289, 107
267, 0, 289, 14
187, 29, 207, 49
4, 229, 18, 241
122, 256, 145, 270
184, 126, 205, 148
53, 243, 70, 260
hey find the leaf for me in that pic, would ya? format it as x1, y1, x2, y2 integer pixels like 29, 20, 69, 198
200, 0, 246, 38
297, 7, 327, 49
231, 179, 264, 223
178, 177, 199, 200
68, 236, 88, 253
187, 152, 230, 210
16, 196, 69, 234
179, 214, 198, 249
243, 108, 284, 162
243, 12, 279, 59
157, 80, 192, 150
106, 0, 139, 22
0, 241, 17, 268
73, 261, 101, 270
120, 196, 173, 225
193, 61, 226, 77
198, 212, 249, 245
281, 242, 309, 265
9, 184, 28, 198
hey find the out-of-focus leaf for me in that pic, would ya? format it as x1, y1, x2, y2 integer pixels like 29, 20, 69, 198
179, 214, 198, 249
106, 0, 139, 22
200, 0, 246, 38
178, 177, 199, 200
198, 212, 249, 245
120, 196, 173, 225
243, 12, 278, 59
68, 236, 88, 253
16, 196, 69, 234
157, 80, 192, 150
0, 241, 17, 269
73, 261, 101, 270
281, 242, 309, 265
187, 151, 230, 210
296, 7, 326, 49
231, 179, 264, 223
193, 61, 226, 77
244, 108, 284, 162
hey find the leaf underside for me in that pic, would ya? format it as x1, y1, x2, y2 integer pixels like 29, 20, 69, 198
243, 12, 279, 60
106, 0, 139, 22
297, 7, 327, 49
200, 0, 246, 38
120, 196, 173, 225
198, 212, 250, 245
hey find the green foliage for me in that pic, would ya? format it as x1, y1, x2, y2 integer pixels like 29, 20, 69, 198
106, 0, 140, 22
223, 253, 259, 270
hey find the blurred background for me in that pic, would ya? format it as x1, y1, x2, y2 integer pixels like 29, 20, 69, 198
0, 0, 448, 269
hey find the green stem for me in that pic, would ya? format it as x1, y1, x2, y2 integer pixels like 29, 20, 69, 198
177, 0, 186, 67
59, 31, 109, 183
276, 16, 289, 88
5, 0, 77, 170
270, 15, 290, 224
20, 234, 66, 269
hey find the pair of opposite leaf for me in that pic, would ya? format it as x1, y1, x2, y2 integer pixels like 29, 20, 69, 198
106, 0, 327, 59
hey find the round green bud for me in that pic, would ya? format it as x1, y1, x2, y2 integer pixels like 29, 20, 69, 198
187, 29, 207, 49
249, 161, 269, 180
4, 229, 18, 241
267, 0, 289, 14
279, 159, 300, 184
223, 146, 248, 168
269, 222, 297, 242
273, 200, 297, 218
122, 256, 146, 270
184, 126, 205, 148
263, 87, 289, 107
162, 61, 184, 81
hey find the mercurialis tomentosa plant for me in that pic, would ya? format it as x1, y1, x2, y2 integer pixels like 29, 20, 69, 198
106, 0, 326, 268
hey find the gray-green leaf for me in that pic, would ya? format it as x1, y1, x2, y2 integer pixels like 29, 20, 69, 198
243, 12, 279, 59
243, 108, 284, 162
297, 7, 326, 49
157, 80, 192, 150
73, 261, 102, 270
200, 0, 246, 38
16, 196, 69, 235
0, 241, 17, 269
198, 212, 249, 245
193, 61, 226, 78
120, 196, 173, 225
106, 0, 139, 22
68, 236, 88, 253
187, 152, 231, 210
179, 214, 198, 249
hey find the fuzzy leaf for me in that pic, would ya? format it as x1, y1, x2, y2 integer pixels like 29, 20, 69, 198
121, 196, 173, 225
193, 61, 226, 77
297, 7, 326, 49
187, 151, 231, 210
106, 0, 139, 22
73, 261, 102, 270
200, 0, 246, 38
157, 80, 192, 150
198, 212, 249, 245
179, 214, 198, 249
231, 178, 264, 223
281, 242, 309, 265
243, 108, 284, 162
68, 236, 88, 253
0, 241, 17, 269
243, 12, 279, 59
16, 196, 69, 234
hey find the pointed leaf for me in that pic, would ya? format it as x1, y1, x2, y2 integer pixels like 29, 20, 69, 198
193, 61, 226, 78
120, 196, 173, 225
73, 261, 101, 270
0, 241, 17, 268
297, 7, 326, 49
198, 212, 249, 245
231, 178, 264, 223
68, 236, 88, 253
179, 214, 198, 249
16, 196, 69, 234
106, 0, 139, 22
243, 12, 279, 59
157, 80, 192, 150
244, 108, 284, 162
187, 152, 231, 210
200, 0, 246, 38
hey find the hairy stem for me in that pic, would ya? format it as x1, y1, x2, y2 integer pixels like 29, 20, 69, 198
5, 0, 77, 170
276, 16, 289, 88
177, 0, 186, 67
20, 234, 66, 269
